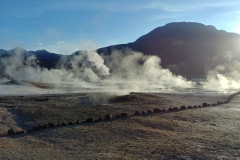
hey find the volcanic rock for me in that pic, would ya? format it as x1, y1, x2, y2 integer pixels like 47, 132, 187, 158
105, 114, 112, 120
86, 118, 94, 122
121, 113, 127, 117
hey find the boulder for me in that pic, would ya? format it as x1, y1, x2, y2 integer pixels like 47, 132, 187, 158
180, 106, 186, 110
105, 114, 112, 120
27, 129, 32, 133
42, 124, 48, 128
68, 121, 74, 125
32, 126, 38, 131
115, 114, 121, 118
96, 118, 103, 122
198, 105, 202, 108
142, 111, 146, 114
86, 118, 94, 122
168, 108, 173, 112
147, 110, 152, 113
7, 128, 17, 135
153, 108, 161, 113
48, 123, 55, 127
193, 105, 198, 108
38, 125, 43, 130
202, 103, 208, 107
172, 107, 178, 111
223, 101, 229, 104
188, 106, 193, 109
16, 131, 25, 134
121, 113, 127, 117
135, 111, 141, 115
217, 101, 222, 105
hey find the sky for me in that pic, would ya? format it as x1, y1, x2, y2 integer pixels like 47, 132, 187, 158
0, 0, 240, 55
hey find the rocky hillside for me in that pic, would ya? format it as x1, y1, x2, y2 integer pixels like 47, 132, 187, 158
98, 22, 240, 75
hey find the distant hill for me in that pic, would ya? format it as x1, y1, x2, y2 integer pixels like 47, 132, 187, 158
0, 47, 62, 70
97, 22, 240, 75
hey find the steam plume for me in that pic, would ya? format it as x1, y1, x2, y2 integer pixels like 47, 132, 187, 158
0, 48, 192, 95
204, 60, 240, 91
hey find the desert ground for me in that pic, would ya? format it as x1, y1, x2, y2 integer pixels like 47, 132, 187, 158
0, 91, 240, 160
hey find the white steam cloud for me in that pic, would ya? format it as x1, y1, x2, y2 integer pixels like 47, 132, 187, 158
102, 49, 189, 90
1, 50, 109, 83
204, 60, 240, 91
0, 48, 192, 95
2, 47, 239, 96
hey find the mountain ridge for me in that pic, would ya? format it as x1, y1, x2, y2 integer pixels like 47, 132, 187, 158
1, 22, 240, 76
98, 22, 240, 75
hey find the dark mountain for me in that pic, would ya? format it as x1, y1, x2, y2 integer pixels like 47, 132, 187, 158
97, 22, 240, 75
0, 49, 11, 56
0, 47, 62, 69
29, 49, 61, 60
29, 50, 62, 69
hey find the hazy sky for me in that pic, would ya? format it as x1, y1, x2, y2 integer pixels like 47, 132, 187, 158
1, 0, 240, 54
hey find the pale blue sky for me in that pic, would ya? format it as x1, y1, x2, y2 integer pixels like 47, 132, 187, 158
1, 0, 240, 54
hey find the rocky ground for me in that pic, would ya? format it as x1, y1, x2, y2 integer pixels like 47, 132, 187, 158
0, 92, 239, 159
